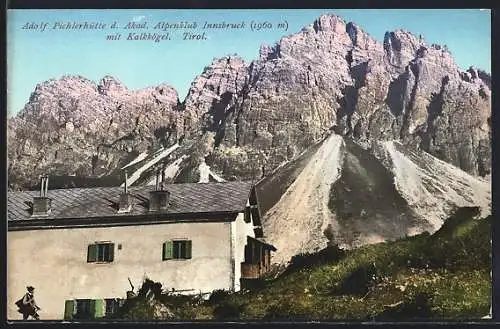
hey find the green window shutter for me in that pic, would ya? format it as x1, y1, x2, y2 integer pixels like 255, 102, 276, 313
108, 243, 115, 262
185, 240, 192, 259
87, 244, 97, 263
173, 241, 180, 259
89, 300, 96, 318
94, 299, 105, 318
163, 241, 173, 260
64, 300, 75, 320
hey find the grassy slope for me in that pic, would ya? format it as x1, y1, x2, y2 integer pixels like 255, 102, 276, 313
117, 207, 491, 321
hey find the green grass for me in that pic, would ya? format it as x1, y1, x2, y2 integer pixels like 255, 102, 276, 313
118, 207, 491, 321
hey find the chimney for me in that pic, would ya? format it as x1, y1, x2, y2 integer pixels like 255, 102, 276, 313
149, 167, 170, 212
161, 162, 166, 187
155, 170, 160, 191
118, 171, 133, 213
149, 190, 170, 212
32, 175, 52, 217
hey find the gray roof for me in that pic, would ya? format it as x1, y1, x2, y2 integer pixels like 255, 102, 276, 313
8, 181, 253, 222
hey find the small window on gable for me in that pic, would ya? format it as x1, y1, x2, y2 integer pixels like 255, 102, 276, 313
163, 240, 192, 260
87, 242, 114, 263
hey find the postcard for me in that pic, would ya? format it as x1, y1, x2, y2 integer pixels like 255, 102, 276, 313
6, 8, 492, 322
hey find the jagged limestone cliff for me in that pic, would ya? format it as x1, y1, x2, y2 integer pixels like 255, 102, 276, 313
8, 14, 491, 190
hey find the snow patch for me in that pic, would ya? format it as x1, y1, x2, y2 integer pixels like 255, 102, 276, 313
122, 143, 180, 187
121, 151, 148, 170
146, 155, 188, 185
198, 160, 226, 183
209, 170, 226, 182
198, 161, 210, 183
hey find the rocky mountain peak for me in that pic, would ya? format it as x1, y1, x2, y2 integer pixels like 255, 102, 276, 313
312, 14, 347, 33
384, 30, 423, 68
346, 22, 381, 52
475, 68, 491, 88
8, 73, 186, 189
463, 66, 491, 88
153, 84, 180, 103
183, 54, 249, 129
259, 44, 280, 61
98, 75, 127, 95
29, 75, 97, 99
8, 13, 491, 190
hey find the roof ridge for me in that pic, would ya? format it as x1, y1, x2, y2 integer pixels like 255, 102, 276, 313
8, 180, 254, 194
7, 181, 255, 223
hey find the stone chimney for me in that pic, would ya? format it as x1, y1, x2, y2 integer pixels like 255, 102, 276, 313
32, 175, 52, 217
149, 165, 170, 212
118, 171, 133, 213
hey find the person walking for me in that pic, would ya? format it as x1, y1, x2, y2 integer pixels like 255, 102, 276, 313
16, 286, 41, 320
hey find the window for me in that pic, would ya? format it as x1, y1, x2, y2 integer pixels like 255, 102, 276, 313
64, 299, 114, 320
87, 242, 114, 263
74, 299, 92, 320
163, 240, 192, 260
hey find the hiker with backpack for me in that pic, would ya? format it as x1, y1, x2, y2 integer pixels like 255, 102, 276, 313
15, 286, 41, 320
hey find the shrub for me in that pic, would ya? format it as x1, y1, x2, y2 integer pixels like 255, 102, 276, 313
117, 299, 156, 320
284, 245, 346, 276
335, 262, 378, 295
432, 207, 480, 240
207, 289, 230, 306
213, 300, 244, 320
426, 214, 491, 270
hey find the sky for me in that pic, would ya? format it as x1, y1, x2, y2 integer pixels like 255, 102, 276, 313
7, 9, 491, 115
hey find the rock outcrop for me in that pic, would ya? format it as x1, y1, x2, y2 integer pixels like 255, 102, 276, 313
188, 14, 490, 180
8, 14, 491, 189
8, 75, 190, 188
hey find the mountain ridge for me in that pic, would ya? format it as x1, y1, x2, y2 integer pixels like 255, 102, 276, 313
8, 14, 491, 190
